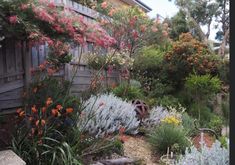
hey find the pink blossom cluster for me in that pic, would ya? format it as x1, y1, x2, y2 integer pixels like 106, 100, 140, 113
14, 0, 116, 48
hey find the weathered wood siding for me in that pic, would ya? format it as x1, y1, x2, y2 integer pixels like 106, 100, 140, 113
0, 39, 24, 111
0, 1, 121, 113
65, 64, 120, 97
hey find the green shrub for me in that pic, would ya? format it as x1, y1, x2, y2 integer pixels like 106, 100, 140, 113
148, 80, 174, 98
221, 94, 229, 125
148, 123, 190, 154
218, 59, 229, 84
155, 95, 181, 109
132, 46, 164, 90
208, 115, 223, 136
189, 103, 213, 127
185, 74, 221, 122
87, 54, 107, 70
218, 136, 229, 149
181, 113, 197, 136
162, 33, 220, 88
112, 82, 143, 100
144, 98, 158, 108
130, 79, 142, 89
12, 77, 82, 164
185, 74, 221, 101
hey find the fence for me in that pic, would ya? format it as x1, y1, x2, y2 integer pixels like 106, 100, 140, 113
0, 39, 25, 112
65, 63, 120, 97
0, 1, 121, 113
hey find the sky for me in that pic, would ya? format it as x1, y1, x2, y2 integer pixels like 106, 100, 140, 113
143, 0, 217, 41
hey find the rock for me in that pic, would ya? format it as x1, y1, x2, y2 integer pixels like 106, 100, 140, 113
0, 150, 26, 165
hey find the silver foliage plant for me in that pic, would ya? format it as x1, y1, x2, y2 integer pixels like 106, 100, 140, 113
142, 105, 183, 128
176, 139, 229, 165
78, 93, 140, 138
142, 106, 169, 128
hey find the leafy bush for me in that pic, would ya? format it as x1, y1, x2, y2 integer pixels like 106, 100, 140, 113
176, 139, 229, 165
24, 77, 80, 111
130, 79, 142, 89
185, 74, 221, 122
155, 95, 181, 109
148, 80, 174, 97
189, 103, 213, 127
182, 113, 197, 136
221, 94, 229, 125
79, 94, 140, 137
12, 121, 80, 165
132, 46, 164, 90
112, 82, 143, 100
148, 123, 190, 154
208, 115, 223, 136
218, 136, 229, 149
162, 33, 219, 88
12, 77, 82, 164
86, 52, 134, 70
185, 74, 221, 101
218, 59, 229, 84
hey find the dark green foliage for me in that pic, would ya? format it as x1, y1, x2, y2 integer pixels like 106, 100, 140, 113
208, 115, 223, 136
148, 123, 190, 154
181, 113, 197, 136
148, 80, 174, 98
25, 77, 80, 115
189, 103, 213, 127
218, 59, 229, 84
155, 95, 181, 109
168, 10, 189, 40
132, 46, 165, 92
218, 136, 228, 149
112, 82, 143, 101
221, 94, 229, 125
12, 127, 81, 165
185, 74, 221, 102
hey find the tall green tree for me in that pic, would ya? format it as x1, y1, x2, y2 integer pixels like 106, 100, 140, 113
169, 0, 229, 57
167, 10, 189, 40
168, 0, 219, 45
214, 0, 229, 57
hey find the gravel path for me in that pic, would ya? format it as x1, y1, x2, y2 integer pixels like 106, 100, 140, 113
123, 136, 159, 165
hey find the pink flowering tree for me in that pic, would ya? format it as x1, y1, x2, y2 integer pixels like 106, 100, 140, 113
96, 2, 171, 56
94, 2, 171, 89
0, 0, 115, 72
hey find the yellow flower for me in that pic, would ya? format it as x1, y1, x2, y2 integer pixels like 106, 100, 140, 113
161, 116, 181, 125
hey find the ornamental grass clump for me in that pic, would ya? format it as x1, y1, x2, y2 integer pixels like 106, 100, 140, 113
148, 123, 190, 154
79, 93, 140, 138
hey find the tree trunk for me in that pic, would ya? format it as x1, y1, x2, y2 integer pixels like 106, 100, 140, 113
182, 8, 209, 45
218, 28, 229, 58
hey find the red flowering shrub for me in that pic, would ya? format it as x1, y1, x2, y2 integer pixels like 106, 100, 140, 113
162, 33, 219, 87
